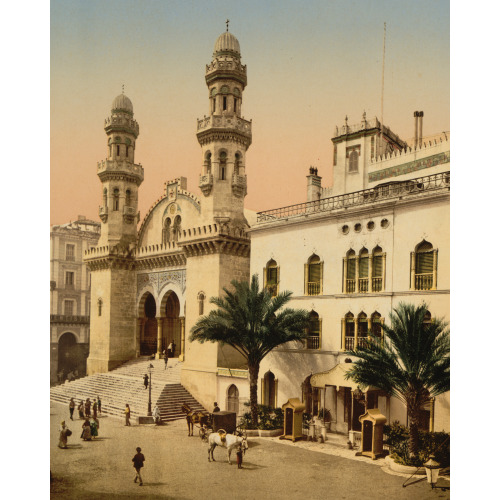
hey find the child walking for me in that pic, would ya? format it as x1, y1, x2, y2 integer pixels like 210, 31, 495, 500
132, 447, 145, 486
236, 444, 243, 469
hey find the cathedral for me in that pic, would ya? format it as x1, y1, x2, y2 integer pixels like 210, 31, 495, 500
83, 29, 450, 434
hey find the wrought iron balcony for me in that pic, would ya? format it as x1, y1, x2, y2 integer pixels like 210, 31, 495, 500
306, 336, 320, 349
257, 171, 450, 223
346, 280, 355, 293
358, 278, 369, 293
372, 277, 382, 292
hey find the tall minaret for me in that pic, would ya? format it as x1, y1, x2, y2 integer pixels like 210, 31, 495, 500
97, 92, 143, 247
85, 92, 144, 375
196, 27, 252, 227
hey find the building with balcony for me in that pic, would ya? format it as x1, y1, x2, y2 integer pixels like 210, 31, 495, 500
249, 112, 450, 434
50, 216, 100, 384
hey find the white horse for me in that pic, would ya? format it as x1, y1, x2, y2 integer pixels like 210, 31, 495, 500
207, 432, 248, 464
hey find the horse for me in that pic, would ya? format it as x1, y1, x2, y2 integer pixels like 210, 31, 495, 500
207, 431, 248, 464
181, 403, 209, 436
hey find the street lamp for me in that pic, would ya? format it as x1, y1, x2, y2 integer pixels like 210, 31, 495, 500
424, 455, 440, 489
147, 363, 154, 416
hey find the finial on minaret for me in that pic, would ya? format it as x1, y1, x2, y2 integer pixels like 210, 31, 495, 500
122, 84, 125, 94
226, 19, 229, 32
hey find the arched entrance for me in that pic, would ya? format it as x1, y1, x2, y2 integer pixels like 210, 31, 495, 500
140, 293, 157, 355
227, 384, 239, 413
58, 332, 86, 379
162, 292, 181, 357
302, 374, 320, 416
263, 371, 276, 408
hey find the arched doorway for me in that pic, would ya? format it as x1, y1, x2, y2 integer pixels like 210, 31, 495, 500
58, 332, 86, 379
302, 374, 320, 416
227, 384, 239, 413
163, 292, 180, 357
141, 293, 157, 355
263, 371, 276, 408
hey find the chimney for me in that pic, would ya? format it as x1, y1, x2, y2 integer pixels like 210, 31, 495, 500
414, 111, 419, 148
306, 167, 322, 202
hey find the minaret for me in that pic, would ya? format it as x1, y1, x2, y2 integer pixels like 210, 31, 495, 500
196, 27, 252, 227
179, 28, 252, 410
85, 92, 143, 375
97, 92, 143, 247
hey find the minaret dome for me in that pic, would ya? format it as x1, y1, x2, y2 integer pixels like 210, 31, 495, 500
213, 31, 241, 57
111, 93, 134, 115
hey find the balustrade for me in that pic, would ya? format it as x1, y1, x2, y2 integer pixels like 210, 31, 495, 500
415, 273, 433, 290
346, 280, 355, 294
372, 277, 382, 292
358, 278, 369, 293
307, 282, 321, 295
307, 336, 320, 349
344, 337, 355, 350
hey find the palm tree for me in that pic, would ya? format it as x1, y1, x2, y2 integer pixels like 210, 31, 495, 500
345, 302, 449, 456
190, 274, 310, 427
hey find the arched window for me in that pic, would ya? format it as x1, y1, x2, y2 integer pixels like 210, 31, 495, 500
372, 246, 384, 292
163, 218, 171, 244
116, 144, 120, 157
305, 254, 323, 295
349, 150, 359, 172
219, 151, 227, 180
345, 249, 356, 293
173, 216, 182, 242
264, 259, 279, 296
343, 312, 355, 350
198, 292, 206, 316
357, 312, 368, 348
370, 312, 383, 340
235, 152, 241, 175
227, 384, 239, 413
98, 299, 103, 317
113, 188, 119, 211
423, 310, 432, 330
412, 240, 437, 290
358, 248, 369, 292
103, 188, 108, 208
125, 189, 131, 207
205, 151, 212, 175
307, 311, 321, 349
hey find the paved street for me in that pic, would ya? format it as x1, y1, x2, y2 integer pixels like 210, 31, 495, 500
50, 401, 449, 499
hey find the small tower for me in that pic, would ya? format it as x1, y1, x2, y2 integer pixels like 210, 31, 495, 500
85, 93, 143, 375
196, 29, 252, 227
98, 92, 143, 247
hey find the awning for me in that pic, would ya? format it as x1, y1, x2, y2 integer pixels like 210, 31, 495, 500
310, 363, 377, 391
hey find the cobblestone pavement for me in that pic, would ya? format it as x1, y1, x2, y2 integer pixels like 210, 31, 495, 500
50, 401, 450, 500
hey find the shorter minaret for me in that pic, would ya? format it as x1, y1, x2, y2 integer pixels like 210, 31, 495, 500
97, 92, 143, 248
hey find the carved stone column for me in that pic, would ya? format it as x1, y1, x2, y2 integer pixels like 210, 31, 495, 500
432, 249, 438, 290
368, 254, 373, 292
341, 318, 346, 350
179, 316, 186, 361
355, 257, 359, 293
156, 317, 163, 359
410, 252, 416, 290
354, 318, 359, 349
382, 253, 387, 291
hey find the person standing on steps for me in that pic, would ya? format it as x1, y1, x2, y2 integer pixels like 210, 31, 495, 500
69, 398, 75, 420
125, 404, 131, 426
163, 350, 168, 370
78, 400, 84, 419
143, 374, 149, 390
97, 396, 102, 415
152, 405, 161, 425
92, 399, 98, 419
171, 341, 176, 357
132, 447, 145, 486
167, 342, 173, 358
85, 398, 91, 418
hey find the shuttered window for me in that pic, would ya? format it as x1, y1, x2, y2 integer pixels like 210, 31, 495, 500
347, 258, 356, 280
309, 263, 321, 283
359, 256, 368, 278
373, 254, 383, 277
267, 266, 277, 284
416, 251, 434, 274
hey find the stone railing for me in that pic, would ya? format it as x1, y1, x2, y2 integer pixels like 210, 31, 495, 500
104, 116, 139, 135
196, 115, 252, 135
135, 242, 180, 257
50, 314, 89, 324
206, 59, 247, 76
216, 367, 248, 379
257, 171, 450, 224
199, 173, 214, 196
97, 160, 144, 179
231, 173, 247, 197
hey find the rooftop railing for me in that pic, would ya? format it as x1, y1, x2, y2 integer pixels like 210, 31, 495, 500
256, 171, 450, 224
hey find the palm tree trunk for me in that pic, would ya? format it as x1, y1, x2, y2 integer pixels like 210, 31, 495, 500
248, 362, 260, 428
408, 412, 420, 456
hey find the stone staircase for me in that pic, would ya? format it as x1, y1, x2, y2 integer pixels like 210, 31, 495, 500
50, 357, 206, 422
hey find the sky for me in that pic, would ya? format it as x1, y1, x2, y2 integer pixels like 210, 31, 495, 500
50, 0, 450, 225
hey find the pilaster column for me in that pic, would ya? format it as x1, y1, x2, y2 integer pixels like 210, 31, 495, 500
156, 317, 163, 359
341, 318, 346, 350
429, 397, 435, 432
354, 318, 359, 349
410, 252, 416, 290
179, 316, 186, 361
368, 254, 373, 292
382, 253, 387, 291
367, 318, 372, 336
432, 250, 438, 290
332, 387, 338, 424
355, 257, 359, 293
343, 258, 347, 293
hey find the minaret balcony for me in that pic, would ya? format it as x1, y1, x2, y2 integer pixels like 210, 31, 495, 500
205, 60, 247, 86
197, 115, 252, 135
99, 206, 108, 223
231, 173, 247, 198
104, 116, 139, 137
199, 173, 214, 196
97, 160, 144, 183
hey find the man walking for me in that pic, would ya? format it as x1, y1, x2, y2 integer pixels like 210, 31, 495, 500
97, 395, 102, 415
69, 398, 75, 420
143, 374, 149, 390
132, 447, 145, 486
163, 350, 168, 370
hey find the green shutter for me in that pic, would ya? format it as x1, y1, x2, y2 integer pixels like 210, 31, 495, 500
309, 263, 321, 283
268, 267, 277, 284
347, 259, 356, 280
359, 257, 368, 278
416, 251, 434, 274
373, 255, 383, 277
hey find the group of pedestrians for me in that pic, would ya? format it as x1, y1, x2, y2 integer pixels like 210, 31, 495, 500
59, 396, 102, 447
